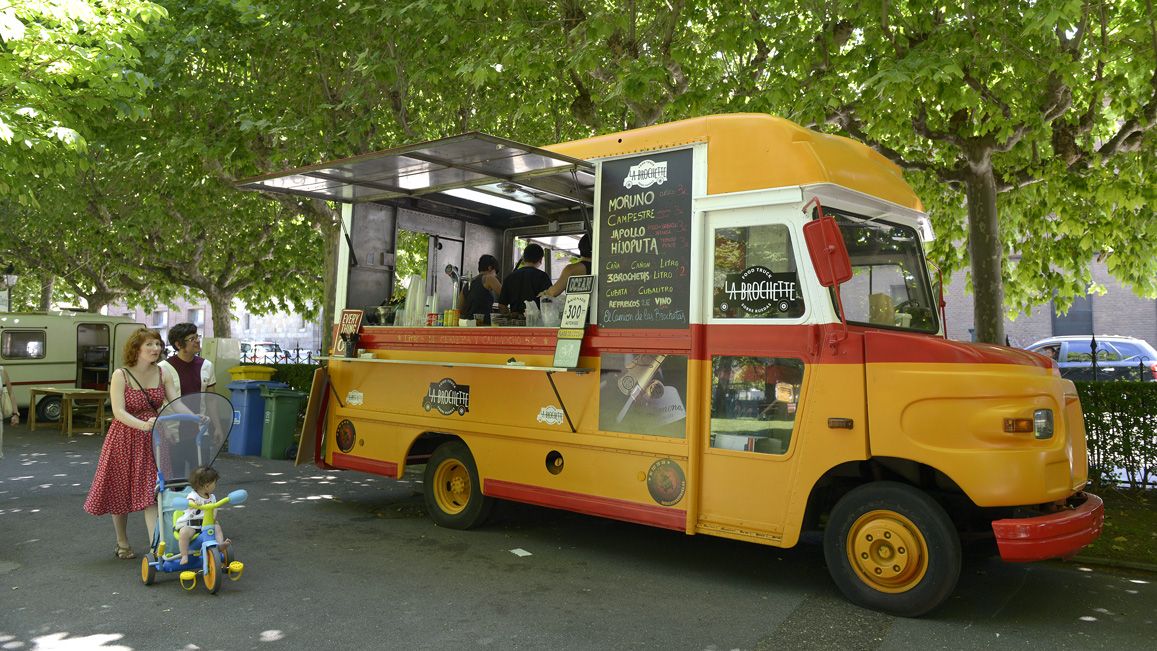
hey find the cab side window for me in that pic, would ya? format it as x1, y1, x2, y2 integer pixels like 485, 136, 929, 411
709, 356, 804, 455
712, 224, 804, 319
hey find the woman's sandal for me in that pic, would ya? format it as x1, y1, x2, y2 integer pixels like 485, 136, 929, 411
115, 544, 136, 560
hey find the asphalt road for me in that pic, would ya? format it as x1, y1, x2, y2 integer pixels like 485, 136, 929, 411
1, 422, 1154, 650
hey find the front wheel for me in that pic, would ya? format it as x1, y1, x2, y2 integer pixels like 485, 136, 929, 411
422, 441, 494, 529
203, 548, 222, 594
823, 482, 961, 617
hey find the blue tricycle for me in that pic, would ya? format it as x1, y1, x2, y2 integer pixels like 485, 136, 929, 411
139, 393, 246, 593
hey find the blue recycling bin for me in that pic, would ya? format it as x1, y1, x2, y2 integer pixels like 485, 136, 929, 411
227, 380, 288, 456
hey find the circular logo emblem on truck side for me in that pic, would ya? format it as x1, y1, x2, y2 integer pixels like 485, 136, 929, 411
646, 458, 686, 506
336, 419, 356, 453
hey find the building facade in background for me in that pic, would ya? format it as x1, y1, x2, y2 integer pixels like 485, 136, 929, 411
112, 299, 323, 355
943, 259, 1157, 348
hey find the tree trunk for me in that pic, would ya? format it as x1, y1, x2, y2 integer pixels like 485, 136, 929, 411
207, 290, 235, 338
86, 290, 119, 313
39, 276, 54, 311
319, 219, 342, 355
964, 161, 1005, 345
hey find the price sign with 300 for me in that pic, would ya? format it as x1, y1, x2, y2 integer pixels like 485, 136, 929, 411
559, 294, 590, 330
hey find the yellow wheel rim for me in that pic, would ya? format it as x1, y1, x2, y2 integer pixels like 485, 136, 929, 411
203, 552, 219, 591
432, 458, 472, 515
846, 510, 929, 594
139, 557, 151, 583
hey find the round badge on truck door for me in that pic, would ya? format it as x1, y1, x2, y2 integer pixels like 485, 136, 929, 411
335, 419, 356, 453
646, 458, 686, 506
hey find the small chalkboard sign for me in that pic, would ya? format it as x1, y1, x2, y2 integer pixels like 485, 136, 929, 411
553, 275, 593, 368
597, 149, 693, 329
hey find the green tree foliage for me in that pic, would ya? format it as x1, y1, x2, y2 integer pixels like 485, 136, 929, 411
725, 1, 1156, 343
0, 0, 165, 202
5, 0, 1154, 347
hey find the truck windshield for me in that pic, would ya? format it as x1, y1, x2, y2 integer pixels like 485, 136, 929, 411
831, 210, 938, 333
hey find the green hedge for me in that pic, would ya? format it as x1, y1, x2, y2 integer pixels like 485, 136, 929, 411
269, 363, 321, 395
1075, 381, 1157, 490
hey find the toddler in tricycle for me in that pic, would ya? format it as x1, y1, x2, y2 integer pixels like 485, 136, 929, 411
140, 392, 246, 593
176, 466, 231, 565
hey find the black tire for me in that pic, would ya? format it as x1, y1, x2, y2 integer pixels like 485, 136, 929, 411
422, 441, 494, 529
823, 481, 961, 617
36, 396, 62, 423
140, 554, 156, 585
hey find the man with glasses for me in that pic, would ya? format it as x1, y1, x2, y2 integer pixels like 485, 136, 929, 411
159, 323, 217, 476
159, 323, 217, 395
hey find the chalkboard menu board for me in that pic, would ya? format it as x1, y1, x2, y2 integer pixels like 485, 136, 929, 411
598, 148, 693, 329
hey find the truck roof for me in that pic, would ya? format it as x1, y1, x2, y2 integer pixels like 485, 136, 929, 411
546, 114, 922, 212
236, 113, 922, 224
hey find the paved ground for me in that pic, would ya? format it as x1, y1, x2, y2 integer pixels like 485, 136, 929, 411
1, 421, 1155, 650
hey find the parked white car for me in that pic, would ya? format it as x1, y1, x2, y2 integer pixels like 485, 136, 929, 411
239, 341, 287, 364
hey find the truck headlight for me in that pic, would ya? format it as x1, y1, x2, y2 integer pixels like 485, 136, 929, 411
1033, 409, 1054, 440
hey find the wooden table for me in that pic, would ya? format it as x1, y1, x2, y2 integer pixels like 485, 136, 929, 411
28, 387, 110, 437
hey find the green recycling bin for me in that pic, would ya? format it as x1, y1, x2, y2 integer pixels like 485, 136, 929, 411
260, 386, 308, 460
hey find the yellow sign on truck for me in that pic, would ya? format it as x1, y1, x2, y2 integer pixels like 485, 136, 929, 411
239, 114, 1102, 616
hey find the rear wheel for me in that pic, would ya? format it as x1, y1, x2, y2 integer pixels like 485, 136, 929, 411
422, 441, 494, 529
823, 481, 961, 617
36, 396, 62, 423
203, 548, 222, 594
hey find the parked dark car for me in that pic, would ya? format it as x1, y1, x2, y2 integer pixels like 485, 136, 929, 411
1026, 335, 1157, 382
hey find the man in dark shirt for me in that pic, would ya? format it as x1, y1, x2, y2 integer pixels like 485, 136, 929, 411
159, 323, 216, 395
158, 322, 216, 474
498, 243, 552, 314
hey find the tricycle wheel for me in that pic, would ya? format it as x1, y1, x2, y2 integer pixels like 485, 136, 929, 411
823, 481, 960, 617
203, 548, 222, 594
422, 441, 494, 530
140, 554, 156, 585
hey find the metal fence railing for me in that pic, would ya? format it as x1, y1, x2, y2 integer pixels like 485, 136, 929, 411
239, 350, 318, 365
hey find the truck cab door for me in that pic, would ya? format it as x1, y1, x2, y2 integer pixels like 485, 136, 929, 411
695, 204, 868, 547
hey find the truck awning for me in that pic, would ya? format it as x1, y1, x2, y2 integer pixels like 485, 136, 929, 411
236, 133, 595, 224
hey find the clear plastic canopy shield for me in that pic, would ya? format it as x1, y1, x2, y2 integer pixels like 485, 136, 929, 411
149, 392, 234, 487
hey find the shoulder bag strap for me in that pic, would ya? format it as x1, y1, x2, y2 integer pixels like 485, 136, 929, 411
121, 368, 160, 415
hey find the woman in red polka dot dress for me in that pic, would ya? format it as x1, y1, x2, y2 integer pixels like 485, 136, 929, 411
84, 328, 179, 559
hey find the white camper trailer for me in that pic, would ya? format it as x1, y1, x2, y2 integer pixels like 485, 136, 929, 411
0, 312, 146, 421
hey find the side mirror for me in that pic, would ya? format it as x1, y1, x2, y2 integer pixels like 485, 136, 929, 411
803, 216, 852, 288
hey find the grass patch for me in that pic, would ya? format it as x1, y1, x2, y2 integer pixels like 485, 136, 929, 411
1080, 488, 1157, 566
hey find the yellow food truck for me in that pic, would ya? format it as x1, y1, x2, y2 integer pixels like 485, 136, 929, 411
239, 114, 1102, 616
